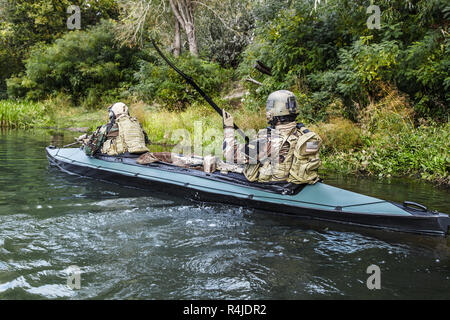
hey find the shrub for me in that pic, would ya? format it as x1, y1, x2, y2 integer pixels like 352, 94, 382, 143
197, 3, 255, 68
320, 113, 449, 184
308, 37, 400, 114
357, 84, 415, 134
309, 117, 362, 154
0, 100, 50, 128
359, 122, 449, 183
6, 20, 141, 108
398, 30, 449, 119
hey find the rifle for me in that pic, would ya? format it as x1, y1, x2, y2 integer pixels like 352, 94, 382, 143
63, 134, 88, 148
63, 141, 82, 148
150, 38, 249, 144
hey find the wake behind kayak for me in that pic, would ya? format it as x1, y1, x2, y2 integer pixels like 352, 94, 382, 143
46, 147, 450, 236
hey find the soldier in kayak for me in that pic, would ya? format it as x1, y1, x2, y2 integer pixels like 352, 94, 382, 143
81, 102, 150, 156
222, 90, 322, 184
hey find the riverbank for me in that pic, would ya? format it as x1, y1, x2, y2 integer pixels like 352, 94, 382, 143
1, 128, 449, 299
1, 99, 448, 185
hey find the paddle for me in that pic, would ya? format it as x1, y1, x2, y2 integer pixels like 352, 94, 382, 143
150, 38, 249, 144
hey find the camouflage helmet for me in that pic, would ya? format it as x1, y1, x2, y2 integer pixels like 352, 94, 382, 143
110, 102, 128, 116
266, 90, 298, 123
108, 102, 129, 121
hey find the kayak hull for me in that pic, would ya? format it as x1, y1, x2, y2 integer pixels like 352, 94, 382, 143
46, 147, 450, 236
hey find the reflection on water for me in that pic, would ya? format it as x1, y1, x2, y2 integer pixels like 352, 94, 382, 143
0, 129, 449, 299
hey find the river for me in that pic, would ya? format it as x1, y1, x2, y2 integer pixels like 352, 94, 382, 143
0, 129, 449, 299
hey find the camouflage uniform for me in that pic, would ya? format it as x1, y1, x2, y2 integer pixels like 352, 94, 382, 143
100, 115, 149, 156
222, 90, 322, 184
223, 122, 321, 183
83, 103, 149, 156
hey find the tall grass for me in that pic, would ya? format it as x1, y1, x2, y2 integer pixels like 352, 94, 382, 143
130, 102, 267, 146
2, 97, 446, 184
0, 100, 48, 128
313, 92, 450, 185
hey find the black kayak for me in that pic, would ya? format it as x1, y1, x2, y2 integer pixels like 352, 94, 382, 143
46, 147, 450, 237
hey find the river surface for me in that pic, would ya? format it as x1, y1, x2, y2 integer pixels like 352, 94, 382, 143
0, 129, 449, 299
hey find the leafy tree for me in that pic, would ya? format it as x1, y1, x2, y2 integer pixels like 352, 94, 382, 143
238, 0, 449, 120
132, 52, 231, 110
117, 0, 256, 62
196, 0, 255, 67
0, 0, 119, 97
117, 0, 200, 55
7, 20, 141, 108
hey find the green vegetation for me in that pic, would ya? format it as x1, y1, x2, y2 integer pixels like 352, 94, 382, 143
132, 53, 233, 110
239, 0, 449, 121
0, 0, 448, 184
0, 100, 50, 128
0, 0, 119, 98
322, 122, 449, 184
311, 107, 449, 184
6, 20, 141, 109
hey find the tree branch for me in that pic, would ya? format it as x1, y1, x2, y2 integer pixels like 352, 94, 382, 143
245, 77, 263, 86
191, 0, 241, 35
178, 0, 190, 26
169, 0, 186, 29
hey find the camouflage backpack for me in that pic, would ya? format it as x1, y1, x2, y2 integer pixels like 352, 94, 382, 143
287, 126, 322, 184
100, 116, 149, 156
243, 124, 322, 185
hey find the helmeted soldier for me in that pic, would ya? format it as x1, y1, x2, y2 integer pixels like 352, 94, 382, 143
222, 90, 322, 184
82, 102, 149, 156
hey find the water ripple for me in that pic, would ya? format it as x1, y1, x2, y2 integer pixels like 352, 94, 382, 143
0, 130, 449, 299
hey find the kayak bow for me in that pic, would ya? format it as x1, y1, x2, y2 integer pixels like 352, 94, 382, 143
46, 147, 450, 236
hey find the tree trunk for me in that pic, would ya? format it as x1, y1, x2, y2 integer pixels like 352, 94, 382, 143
169, 0, 198, 57
185, 22, 198, 56
173, 19, 181, 57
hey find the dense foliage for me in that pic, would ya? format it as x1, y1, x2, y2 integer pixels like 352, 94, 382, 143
239, 0, 449, 120
0, 0, 119, 98
132, 52, 231, 110
0, 0, 448, 182
6, 20, 141, 108
196, 1, 255, 68
321, 121, 450, 184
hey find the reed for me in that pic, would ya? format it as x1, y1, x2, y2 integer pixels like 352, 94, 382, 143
0, 100, 48, 128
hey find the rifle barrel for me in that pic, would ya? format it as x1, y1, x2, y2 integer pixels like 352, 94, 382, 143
63, 141, 81, 148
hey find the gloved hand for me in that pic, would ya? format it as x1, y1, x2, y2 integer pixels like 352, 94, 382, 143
75, 134, 89, 144
222, 109, 234, 128
76, 134, 88, 141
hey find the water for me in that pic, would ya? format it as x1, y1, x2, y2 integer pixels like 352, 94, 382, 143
0, 129, 449, 299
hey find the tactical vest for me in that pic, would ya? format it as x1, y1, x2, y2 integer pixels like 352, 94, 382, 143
243, 123, 322, 184
101, 116, 149, 156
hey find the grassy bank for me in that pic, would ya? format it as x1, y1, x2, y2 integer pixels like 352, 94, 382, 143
317, 121, 449, 185
0, 100, 50, 128
1, 99, 448, 185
